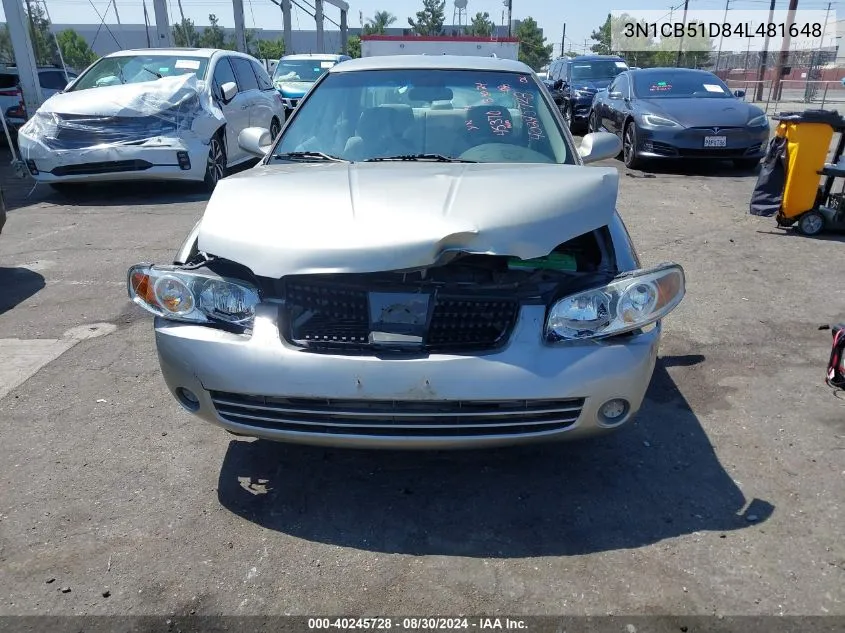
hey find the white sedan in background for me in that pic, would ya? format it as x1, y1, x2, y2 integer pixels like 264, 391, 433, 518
17, 48, 286, 192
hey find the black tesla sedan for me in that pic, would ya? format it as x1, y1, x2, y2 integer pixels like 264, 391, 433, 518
589, 67, 770, 170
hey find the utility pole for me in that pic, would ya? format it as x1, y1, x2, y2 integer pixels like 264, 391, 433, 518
282, 0, 292, 54
771, 0, 799, 101
715, 0, 730, 71
754, 0, 776, 101
142, 0, 152, 46
506, 0, 512, 38
23, 0, 36, 55
112, 0, 121, 25
561, 23, 565, 57
675, 0, 690, 67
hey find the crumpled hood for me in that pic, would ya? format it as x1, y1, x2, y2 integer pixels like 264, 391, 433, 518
35, 74, 208, 117
276, 81, 312, 97
197, 162, 619, 278
638, 98, 761, 128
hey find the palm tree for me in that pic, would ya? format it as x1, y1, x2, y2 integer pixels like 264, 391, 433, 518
364, 10, 396, 35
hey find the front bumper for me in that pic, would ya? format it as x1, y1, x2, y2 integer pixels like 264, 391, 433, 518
17, 134, 209, 184
571, 96, 595, 121
635, 124, 769, 160
154, 304, 662, 449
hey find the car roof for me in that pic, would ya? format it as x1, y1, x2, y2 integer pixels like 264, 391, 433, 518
104, 48, 238, 59
330, 55, 533, 74
630, 67, 715, 75
569, 55, 626, 62
280, 53, 347, 60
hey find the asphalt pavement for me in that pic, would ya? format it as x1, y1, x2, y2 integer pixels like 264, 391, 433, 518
0, 147, 843, 617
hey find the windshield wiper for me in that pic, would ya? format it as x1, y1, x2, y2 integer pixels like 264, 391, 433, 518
364, 154, 476, 163
141, 66, 163, 79
271, 151, 346, 162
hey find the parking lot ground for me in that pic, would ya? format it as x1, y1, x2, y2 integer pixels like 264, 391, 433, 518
0, 146, 844, 617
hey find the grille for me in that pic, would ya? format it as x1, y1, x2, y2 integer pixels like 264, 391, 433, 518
50, 159, 153, 176
282, 278, 519, 353
45, 114, 179, 150
210, 392, 585, 438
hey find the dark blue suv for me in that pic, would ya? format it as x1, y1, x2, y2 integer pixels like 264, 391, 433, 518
547, 55, 629, 134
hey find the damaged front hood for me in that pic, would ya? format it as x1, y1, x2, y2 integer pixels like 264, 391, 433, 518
197, 162, 619, 278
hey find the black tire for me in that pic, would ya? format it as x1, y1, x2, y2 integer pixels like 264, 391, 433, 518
734, 158, 760, 171
796, 210, 825, 236
269, 117, 281, 141
203, 133, 226, 192
587, 110, 599, 133
622, 121, 643, 169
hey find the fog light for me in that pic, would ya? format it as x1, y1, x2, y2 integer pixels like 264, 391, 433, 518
175, 387, 200, 412
26, 159, 38, 175
599, 398, 630, 425
642, 141, 653, 152
176, 151, 191, 170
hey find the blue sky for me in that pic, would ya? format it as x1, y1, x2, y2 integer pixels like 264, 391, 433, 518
2, 0, 843, 56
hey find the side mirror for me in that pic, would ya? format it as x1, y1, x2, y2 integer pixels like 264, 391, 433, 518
578, 131, 623, 164
734, 89, 746, 98
553, 79, 563, 90
608, 91, 623, 100
221, 81, 238, 103
238, 127, 273, 157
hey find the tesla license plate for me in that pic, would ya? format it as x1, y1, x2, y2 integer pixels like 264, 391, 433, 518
704, 135, 727, 148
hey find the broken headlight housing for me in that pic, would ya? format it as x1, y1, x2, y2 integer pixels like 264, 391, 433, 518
127, 264, 260, 328
545, 263, 685, 342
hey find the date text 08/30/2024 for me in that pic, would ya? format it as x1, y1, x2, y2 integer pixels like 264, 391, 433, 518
622, 21, 823, 39
307, 618, 528, 630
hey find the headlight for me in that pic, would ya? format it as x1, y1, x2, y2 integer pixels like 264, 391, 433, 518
545, 263, 685, 342
747, 114, 768, 127
641, 114, 682, 128
127, 264, 260, 328
572, 90, 591, 99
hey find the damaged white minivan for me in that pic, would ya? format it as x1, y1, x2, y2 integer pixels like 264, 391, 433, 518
17, 48, 285, 191
128, 55, 686, 449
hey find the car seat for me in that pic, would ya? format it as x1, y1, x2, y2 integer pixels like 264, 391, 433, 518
343, 107, 414, 161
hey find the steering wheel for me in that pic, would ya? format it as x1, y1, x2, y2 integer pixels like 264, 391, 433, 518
459, 143, 555, 164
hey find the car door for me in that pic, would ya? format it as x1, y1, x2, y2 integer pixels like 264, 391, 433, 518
608, 73, 632, 135
229, 57, 263, 128
248, 58, 282, 130
211, 55, 249, 163
602, 74, 626, 134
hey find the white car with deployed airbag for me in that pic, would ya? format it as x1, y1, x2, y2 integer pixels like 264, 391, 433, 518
128, 55, 687, 449
17, 48, 285, 191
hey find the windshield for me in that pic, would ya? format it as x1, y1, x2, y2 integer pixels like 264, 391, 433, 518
632, 72, 733, 98
273, 59, 336, 83
273, 69, 571, 164
571, 60, 627, 81
70, 55, 209, 91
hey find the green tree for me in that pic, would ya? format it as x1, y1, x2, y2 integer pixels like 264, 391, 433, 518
590, 14, 613, 54
172, 17, 198, 47
25, 2, 59, 65
225, 29, 257, 54
515, 17, 552, 71
363, 10, 396, 35
199, 14, 226, 49
256, 38, 285, 60
56, 29, 97, 70
347, 35, 361, 58
0, 25, 14, 64
465, 12, 494, 37
408, 0, 445, 36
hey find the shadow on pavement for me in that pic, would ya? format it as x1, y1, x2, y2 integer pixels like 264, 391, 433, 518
0, 266, 46, 315
755, 227, 845, 242
216, 355, 774, 557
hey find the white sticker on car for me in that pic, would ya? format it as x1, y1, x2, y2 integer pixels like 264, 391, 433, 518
615, 61, 628, 68
319, 61, 335, 68
703, 83, 725, 93
175, 59, 201, 70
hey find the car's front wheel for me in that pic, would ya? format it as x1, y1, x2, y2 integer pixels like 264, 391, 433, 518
587, 110, 599, 133
270, 117, 281, 141
203, 134, 226, 192
623, 122, 643, 170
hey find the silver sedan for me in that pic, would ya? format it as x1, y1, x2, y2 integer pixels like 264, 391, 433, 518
127, 55, 686, 449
